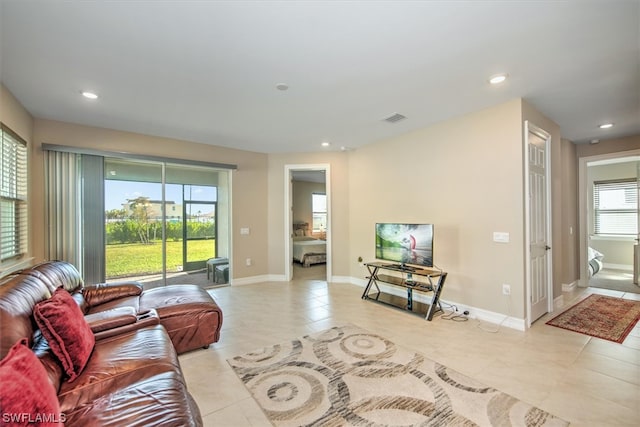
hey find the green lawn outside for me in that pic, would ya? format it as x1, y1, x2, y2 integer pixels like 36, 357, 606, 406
106, 239, 215, 278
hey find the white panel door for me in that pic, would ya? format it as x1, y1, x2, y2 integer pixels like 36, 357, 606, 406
528, 129, 551, 323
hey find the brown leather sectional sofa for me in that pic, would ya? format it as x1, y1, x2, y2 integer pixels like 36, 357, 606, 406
0, 261, 223, 426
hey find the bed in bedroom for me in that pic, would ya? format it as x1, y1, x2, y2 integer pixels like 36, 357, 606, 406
588, 246, 604, 277
292, 223, 326, 267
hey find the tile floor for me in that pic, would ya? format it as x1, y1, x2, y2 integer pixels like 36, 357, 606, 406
178, 278, 640, 427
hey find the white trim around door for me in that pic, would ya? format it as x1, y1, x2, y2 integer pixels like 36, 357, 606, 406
284, 164, 332, 282
524, 121, 553, 327
577, 149, 640, 288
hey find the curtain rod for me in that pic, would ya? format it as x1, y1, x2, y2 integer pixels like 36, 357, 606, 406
41, 143, 238, 170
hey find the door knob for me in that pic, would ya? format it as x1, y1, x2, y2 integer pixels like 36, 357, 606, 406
545, 245, 551, 251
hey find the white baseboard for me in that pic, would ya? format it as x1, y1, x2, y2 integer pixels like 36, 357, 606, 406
330, 275, 359, 285
456, 304, 526, 331
554, 294, 564, 309
562, 281, 577, 292
354, 279, 526, 331
231, 274, 285, 286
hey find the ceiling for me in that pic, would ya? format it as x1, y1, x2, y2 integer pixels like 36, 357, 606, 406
1, 1, 638, 153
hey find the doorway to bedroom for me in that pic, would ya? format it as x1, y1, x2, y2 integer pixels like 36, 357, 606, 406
285, 165, 331, 282
582, 153, 640, 295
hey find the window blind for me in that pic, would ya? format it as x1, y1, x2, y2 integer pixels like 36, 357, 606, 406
0, 125, 28, 261
594, 178, 638, 235
312, 193, 327, 232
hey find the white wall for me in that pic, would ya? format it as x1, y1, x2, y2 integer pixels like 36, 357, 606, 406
348, 99, 527, 317
265, 99, 565, 320
0, 84, 33, 142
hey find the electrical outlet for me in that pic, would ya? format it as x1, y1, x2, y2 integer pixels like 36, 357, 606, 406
502, 284, 511, 295
246, 258, 252, 266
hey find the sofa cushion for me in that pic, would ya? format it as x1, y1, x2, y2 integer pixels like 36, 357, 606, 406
139, 285, 223, 353
85, 295, 140, 314
84, 306, 138, 333
19, 261, 84, 294
34, 288, 95, 382
57, 325, 182, 413
82, 282, 143, 307
0, 338, 62, 426
62, 371, 202, 427
0, 274, 53, 359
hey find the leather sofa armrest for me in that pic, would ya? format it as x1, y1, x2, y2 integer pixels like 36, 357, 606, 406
92, 309, 160, 341
82, 282, 143, 307
85, 307, 138, 333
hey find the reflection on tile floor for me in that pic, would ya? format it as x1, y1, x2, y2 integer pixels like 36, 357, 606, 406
178, 279, 640, 426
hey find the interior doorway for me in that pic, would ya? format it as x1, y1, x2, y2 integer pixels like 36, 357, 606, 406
284, 164, 331, 282
524, 121, 553, 326
580, 152, 640, 294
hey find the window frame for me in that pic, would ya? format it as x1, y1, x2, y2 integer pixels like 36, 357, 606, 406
311, 192, 327, 233
593, 178, 638, 236
0, 124, 29, 265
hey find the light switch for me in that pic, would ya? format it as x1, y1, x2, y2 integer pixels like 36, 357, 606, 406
493, 232, 510, 243
240, 227, 250, 235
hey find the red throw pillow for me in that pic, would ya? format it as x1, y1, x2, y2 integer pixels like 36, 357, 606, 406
34, 288, 95, 382
0, 338, 63, 426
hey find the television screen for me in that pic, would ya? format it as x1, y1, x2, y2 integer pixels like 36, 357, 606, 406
375, 223, 433, 267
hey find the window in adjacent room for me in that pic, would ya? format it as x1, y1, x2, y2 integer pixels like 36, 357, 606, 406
0, 124, 28, 263
593, 178, 638, 236
312, 193, 327, 235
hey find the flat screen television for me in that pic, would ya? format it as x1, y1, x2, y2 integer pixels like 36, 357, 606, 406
375, 223, 434, 268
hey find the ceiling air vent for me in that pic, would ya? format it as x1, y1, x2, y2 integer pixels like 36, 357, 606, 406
383, 113, 407, 123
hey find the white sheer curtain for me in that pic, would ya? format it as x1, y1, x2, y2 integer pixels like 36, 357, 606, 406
44, 150, 83, 272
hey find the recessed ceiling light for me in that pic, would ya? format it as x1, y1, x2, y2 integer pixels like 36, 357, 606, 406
321, 141, 330, 147
81, 91, 98, 100
488, 74, 508, 84
590, 139, 600, 144
598, 123, 614, 129
275, 83, 289, 91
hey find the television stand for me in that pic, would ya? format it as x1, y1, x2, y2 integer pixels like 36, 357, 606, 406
361, 262, 447, 320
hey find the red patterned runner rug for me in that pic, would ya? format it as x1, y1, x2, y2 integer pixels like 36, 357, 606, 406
546, 294, 640, 343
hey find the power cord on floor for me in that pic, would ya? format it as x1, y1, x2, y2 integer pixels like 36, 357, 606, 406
476, 295, 511, 333
440, 301, 469, 322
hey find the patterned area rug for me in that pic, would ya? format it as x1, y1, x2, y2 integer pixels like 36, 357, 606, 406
546, 294, 640, 343
228, 324, 568, 426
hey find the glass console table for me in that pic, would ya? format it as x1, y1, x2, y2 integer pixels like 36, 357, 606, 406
361, 262, 447, 320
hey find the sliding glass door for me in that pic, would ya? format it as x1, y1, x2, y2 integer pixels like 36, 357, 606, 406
183, 199, 216, 271
105, 159, 164, 280
104, 158, 229, 285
